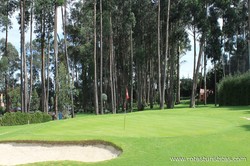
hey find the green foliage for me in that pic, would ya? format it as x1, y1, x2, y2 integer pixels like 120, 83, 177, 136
218, 72, 250, 106
30, 111, 43, 124
55, 0, 64, 6
30, 90, 40, 111
0, 111, 51, 126
180, 78, 193, 97
8, 86, 21, 108
0, 107, 5, 115
1, 112, 16, 126
58, 63, 72, 112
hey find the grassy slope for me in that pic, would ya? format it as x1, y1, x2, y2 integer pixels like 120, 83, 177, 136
0, 104, 250, 166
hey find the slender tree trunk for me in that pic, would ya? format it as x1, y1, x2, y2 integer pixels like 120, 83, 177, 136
130, 28, 134, 112
248, 0, 250, 70
109, 12, 114, 114
204, 51, 207, 106
190, 27, 197, 108
100, 0, 103, 114
5, 1, 9, 112
167, 43, 175, 109
157, 0, 162, 109
93, 0, 99, 115
137, 64, 142, 110
21, 0, 27, 113
149, 58, 154, 109
162, 0, 171, 108
176, 44, 180, 104
28, 0, 33, 113
62, 1, 74, 117
147, 61, 150, 104
204, 1, 207, 105
214, 61, 217, 106
113, 51, 117, 113
54, 4, 59, 118
190, 36, 205, 108
41, 27, 46, 113
20, 0, 24, 113
193, 28, 197, 81
46, 34, 50, 114
23, 0, 28, 113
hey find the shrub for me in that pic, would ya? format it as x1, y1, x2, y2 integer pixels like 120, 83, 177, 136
1, 111, 51, 126
30, 111, 43, 124
15, 112, 30, 125
2, 112, 17, 126
218, 72, 250, 106
43, 113, 52, 122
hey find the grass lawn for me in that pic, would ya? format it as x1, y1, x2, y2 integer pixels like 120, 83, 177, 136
0, 104, 250, 165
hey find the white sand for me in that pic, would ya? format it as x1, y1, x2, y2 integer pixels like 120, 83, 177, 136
0, 143, 121, 165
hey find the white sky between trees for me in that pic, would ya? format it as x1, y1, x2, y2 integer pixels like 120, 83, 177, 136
0, 7, 213, 79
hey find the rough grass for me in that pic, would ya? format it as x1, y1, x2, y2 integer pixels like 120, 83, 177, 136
0, 104, 250, 166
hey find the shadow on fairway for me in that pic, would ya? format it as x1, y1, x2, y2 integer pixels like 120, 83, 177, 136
240, 125, 250, 131
226, 106, 250, 111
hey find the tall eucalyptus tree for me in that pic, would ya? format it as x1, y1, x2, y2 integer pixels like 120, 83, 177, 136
0, 0, 17, 112
93, 0, 99, 114
34, 0, 54, 113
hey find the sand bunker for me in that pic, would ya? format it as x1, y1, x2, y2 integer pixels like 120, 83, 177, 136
0, 143, 121, 165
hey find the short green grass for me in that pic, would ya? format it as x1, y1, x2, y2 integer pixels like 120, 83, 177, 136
0, 104, 250, 166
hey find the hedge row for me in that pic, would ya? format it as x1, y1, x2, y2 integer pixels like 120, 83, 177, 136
218, 72, 250, 106
0, 111, 51, 126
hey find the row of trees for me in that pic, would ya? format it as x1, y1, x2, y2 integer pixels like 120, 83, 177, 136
0, 0, 250, 115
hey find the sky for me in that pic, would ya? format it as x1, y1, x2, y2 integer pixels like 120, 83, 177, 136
0, 10, 212, 79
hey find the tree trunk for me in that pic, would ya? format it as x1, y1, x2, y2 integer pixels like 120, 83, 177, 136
20, 0, 24, 113
93, 0, 99, 115
167, 43, 175, 109
113, 52, 117, 113
162, 0, 171, 108
193, 27, 197, 82
248, 0, 250, 70
176, 44, 180, 104
100, 0, 103, 114
149, 58, 154, 109
214, 61, 217, 106
46, 36, 50, 114
21, 0, 27, 113
109, 12, 114, 114
28, 0, 33, 113
157, 0, 162, 109
204, 41, 207, 105
62, 1, 74, 117
137, 63, 143, 110
23, 0, 28, 113
130, 28, 133, 112
190, 36, 205, 108
54, 4, 58, 117
5, 0, 9, 112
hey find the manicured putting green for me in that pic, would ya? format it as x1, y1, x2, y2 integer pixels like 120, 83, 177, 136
0, 104, 249, 165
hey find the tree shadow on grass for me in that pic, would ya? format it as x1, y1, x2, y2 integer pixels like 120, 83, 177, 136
240, 125, 250, 131
226, 106, 250, 111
